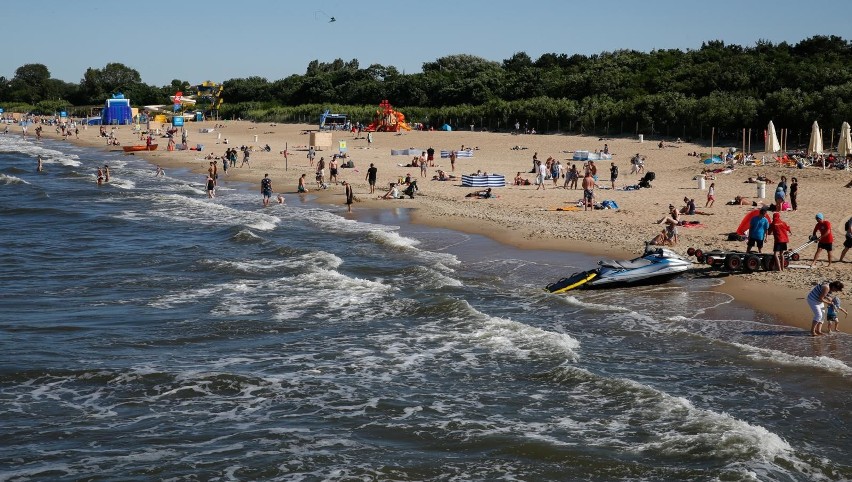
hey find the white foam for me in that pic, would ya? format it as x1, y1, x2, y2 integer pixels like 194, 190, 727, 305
0, 173, 28, 185
730, 341, 852, 377
140, 193, 280, 231
0, 135, 81, 166
455, 300, 581, 360
107, 178, 136, 190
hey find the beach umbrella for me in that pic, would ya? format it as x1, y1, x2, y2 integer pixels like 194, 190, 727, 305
765, 120, 781, 154
839, 121, 852, 157
807, 121, 823, 156
839, 122, 852, 171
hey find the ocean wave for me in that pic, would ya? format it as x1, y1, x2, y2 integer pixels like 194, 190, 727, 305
0, 173, 29, 185
539, 365, 804, 476
452, 299, 581, 361
106, 178, 135, 190
0, 136, 81, 166
141, 193, 281, 231
730, 341, 852, 377
231, 228, 266, 244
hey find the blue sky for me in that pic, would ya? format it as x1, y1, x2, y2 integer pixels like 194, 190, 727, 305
4, 0, 850, 86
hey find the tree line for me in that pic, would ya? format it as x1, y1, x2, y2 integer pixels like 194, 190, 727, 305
1, 35, 851, 144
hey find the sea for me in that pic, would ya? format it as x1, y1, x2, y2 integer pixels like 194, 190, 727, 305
1, 134, 851, 482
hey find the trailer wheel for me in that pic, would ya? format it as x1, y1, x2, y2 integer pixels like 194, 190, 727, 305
762, 256, 776, 271
791, 253, 800, 261
696, 255, 705, 263
694, 249, 703, 258
744, 255, 762, 272
687, 247, 696, 256
724, 254, 742, 271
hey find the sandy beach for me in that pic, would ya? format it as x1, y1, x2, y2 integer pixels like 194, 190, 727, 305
36, 120, 851, 333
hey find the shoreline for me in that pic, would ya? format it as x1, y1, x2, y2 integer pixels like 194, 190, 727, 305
30, 120, 843, 334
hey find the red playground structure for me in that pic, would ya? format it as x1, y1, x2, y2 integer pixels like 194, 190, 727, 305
365, 100, 412, 132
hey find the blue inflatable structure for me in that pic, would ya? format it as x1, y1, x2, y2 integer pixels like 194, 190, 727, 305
101, 93, 132, 125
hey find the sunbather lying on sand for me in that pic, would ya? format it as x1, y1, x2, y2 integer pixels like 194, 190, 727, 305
465, 188, 494, 199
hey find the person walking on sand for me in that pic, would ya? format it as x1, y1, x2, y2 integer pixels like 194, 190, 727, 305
536, 160, 547, 190
810, 213, 834, 267
261, 173, 273, 207
839, 216, 852, 262
807, 281, 844, 336
706, 182, 716, 207
789, 177, 798, 211
307, 146, 315, 166
366, 163, 378, 194
343, 180, 354, 213
769, 212, 792, 271
609, 162, 618, 190
581, 171, 595, 211
449, 150, 457, 172
329, 157, 339, 184
746, 207, 770, 254
241, 147, 251, 168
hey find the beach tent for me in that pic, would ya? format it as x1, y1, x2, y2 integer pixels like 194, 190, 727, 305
808, 121, 823, 156
765, 120, 781, 155
102, 93, 133, 125
441, 124, 452, 131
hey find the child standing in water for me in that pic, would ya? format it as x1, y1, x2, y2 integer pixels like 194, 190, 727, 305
827, 295, 848, 333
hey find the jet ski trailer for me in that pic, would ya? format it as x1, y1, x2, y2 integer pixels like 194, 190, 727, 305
546, 246, 692, 293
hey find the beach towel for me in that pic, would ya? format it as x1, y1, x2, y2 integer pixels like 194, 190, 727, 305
678, 221, 704, 228
542, 205, 582, 212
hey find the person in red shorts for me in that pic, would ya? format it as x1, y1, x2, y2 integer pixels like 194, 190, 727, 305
769, 212, 792, 271
810, 213, 834, 268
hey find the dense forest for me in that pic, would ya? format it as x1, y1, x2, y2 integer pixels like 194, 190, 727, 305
2, 35, 851, 143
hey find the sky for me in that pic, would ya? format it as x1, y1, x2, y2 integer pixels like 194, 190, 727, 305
3, 0, 850, 87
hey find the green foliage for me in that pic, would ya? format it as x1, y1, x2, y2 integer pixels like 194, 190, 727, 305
2, 36, 852, 139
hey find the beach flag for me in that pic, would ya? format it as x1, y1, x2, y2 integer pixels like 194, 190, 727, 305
338, 140, 347, 153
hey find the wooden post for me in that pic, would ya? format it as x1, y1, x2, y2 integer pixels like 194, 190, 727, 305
284, 142, 288, 171
748, 128, 752, 153
711, 127, 715, 159
742, 128, 746, 157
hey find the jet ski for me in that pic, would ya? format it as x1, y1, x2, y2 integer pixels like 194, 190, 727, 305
546, 245, 692, 293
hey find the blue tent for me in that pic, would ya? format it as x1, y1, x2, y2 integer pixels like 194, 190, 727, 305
441, 123, 452, 131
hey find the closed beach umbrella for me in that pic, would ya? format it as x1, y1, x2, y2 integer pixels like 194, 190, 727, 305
807, 121, 823, 156
838, 121, 852, 157
765, 120, 781, 154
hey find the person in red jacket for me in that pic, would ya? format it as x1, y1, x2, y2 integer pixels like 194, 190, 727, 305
810, 213, 834, 268
770, 212, 792, 271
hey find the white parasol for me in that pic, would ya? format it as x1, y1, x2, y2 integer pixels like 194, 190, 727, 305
839, 122, 852, 170
765, 120, 781, 155
807, 121, 823, 156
